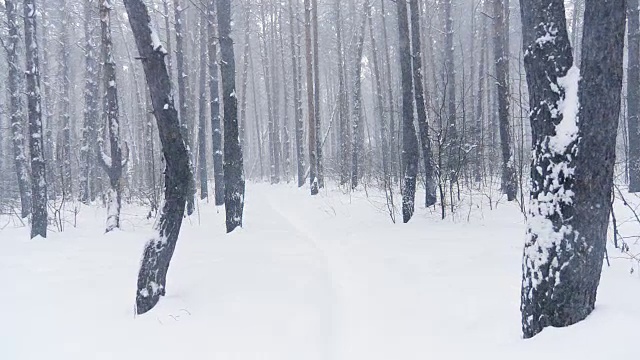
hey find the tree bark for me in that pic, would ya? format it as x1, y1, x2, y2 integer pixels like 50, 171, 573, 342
410, 0, 437, 207
289, 0, 305, 187
6, 0, 32, 218
628, 0, 640, 192
197, 11, 209, 200
397, 0, 419, 223
24, 0, 48, 239
520, 0, 626, 338
208, 0, 224, 206
80, 0, 100, 204
305, 0, 318, 195
123, 0, 193, 315
217, 0, 245, 233
493, 0, 517, 201
98, 0, 125, 233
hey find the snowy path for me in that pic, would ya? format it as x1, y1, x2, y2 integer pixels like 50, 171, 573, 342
2, 183, 640, 359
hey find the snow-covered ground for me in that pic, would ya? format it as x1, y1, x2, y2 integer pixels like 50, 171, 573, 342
1, 183, 639, 359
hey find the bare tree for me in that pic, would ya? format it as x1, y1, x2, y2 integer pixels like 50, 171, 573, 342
24, 0, 48, 239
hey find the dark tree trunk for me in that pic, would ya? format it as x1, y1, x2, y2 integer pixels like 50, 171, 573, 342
174, 0, 195, 215
60, 1, 72, 198
444, 0, 458, 184
217, 0, 245, 233
98, 0, 125, 233
6, 0, 32, 218
312, 0, 323, 188
397, 0, 419, 223
197, 11, 208, 200
351, 12, 367, 189
493, 0, 517, 201
80, 0, 100, 204
380, 0, 397, 183
520, 0, 626, 338
628, 0, 640, 192
336, 0, 350, 186
409, 0, 437, 207
208, 0, 224, 206
123, 0, 192, 315
305, 0, 318, 195
289, 0, 305, 187
24, 0, 48, 239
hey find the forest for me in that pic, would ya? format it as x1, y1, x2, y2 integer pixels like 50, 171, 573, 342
1, 0, 639, 358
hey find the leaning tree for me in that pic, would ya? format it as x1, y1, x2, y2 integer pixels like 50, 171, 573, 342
123, 0, 193, 314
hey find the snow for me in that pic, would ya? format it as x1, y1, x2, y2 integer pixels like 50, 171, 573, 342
149, 24, 168, 55
1, 183, 639, 359
548, 65, 580, 154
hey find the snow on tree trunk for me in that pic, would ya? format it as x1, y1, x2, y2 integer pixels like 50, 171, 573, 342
312, 0, 323, 189
123, 0, 193, 314
24, 0, 48, 239
208, 0, 225, 206
197, 11, 208, 200
6, 0, 32, 219
79, 0, 100, 204
519, 0, 625, 338
60, 0, 72, 199
409, 0, 437, 207
99, 0, 125, 234
217, 0, 245, 233
174, 0, 196, 215
397, 0, 419, 223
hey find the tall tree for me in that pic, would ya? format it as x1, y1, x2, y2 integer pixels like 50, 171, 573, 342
197, 12, 208, 200
305, 0, 318, 195
98, 0, 126, 233
123, 0, 193, 314
628, 0, 640, 192
173, 0, 195, 214
208, 0, 224, 206
520, 0, 626, 338
444, 0, 458, 184
409, 0, 437, 207
5, 0, 32, 218
398, 0, 419, 223
24, 0, 48, 239
312, 0, 323, 188
493, 0, 517, 201
351, 11, 367, 189
289, 0, 305, 187
79, 0, 100, 204
59, 0, 72, 198
217, 0, 245, 232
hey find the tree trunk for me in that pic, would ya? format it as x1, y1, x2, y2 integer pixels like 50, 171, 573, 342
59, 0, 72, 199
173, 0, 195, 214
217, 0, 245, 233
398, 0, 419, 223
197, 11, 208, 200
305, 0, 318, 195
208, 0, 224, 206
493, 0, 517, 201
123, 0, 193, 315
351, 11, 367, 189
312, 0, 323, 188
98, 0, 125, 233
410, 0, 437, 207
520, 0, 626, 338
24, 0, 48, 239
80, 0, 100, 204
6, 0, 32, 218
628, 0, 640, 192
289, 0, 305, 187
444, 0, 458, 184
